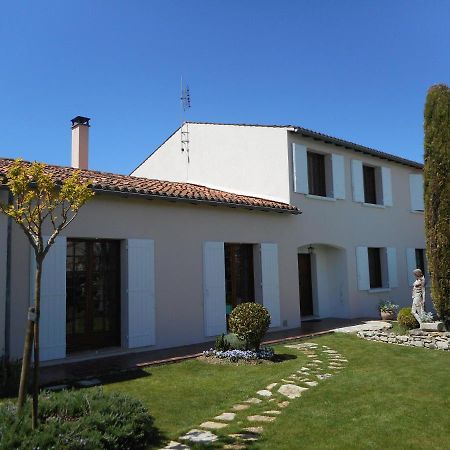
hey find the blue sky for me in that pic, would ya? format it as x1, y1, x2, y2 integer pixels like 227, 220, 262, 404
0, 1, 449, 174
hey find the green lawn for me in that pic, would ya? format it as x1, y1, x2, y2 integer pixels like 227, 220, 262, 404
103, 334, 450, 449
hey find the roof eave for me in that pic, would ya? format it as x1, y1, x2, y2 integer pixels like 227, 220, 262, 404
290, 128, 423, 170
93, 188, 301, 215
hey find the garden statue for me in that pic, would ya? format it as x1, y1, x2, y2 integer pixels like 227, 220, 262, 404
411, 269, 426, 323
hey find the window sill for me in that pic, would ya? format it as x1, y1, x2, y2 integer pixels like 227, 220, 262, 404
410, 209, 424, 214
362, 202, 385, 209
368, 288, 392, 294
306, 194, 336, 202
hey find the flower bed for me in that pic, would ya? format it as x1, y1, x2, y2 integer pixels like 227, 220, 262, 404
202, 346, 274, 364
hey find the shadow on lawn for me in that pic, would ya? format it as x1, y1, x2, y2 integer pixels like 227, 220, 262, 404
271, 353, 297, 363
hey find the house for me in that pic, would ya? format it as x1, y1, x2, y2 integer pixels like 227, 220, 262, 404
132, 122, 426, 319
0, 118, 425, 365
0, 117, 299, 363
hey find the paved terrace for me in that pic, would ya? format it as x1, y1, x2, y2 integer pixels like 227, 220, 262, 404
40, 318, 372, 386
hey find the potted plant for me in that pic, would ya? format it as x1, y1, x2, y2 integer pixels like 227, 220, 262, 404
378, 300, 399, 321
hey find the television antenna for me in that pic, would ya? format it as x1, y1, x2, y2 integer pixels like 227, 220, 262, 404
180, 77, 191, 161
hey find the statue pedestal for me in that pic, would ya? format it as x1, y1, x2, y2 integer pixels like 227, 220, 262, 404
420, 322, 444, 332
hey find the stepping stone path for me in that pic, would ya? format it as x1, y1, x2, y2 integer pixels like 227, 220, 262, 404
161, 341, 348, 449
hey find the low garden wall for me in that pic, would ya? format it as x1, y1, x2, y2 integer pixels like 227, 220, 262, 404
357, 329, 450, 351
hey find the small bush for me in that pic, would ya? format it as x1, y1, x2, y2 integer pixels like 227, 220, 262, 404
228, 302, 271, 350
0, 357, 21, 397
397, 307, 420, 330
214, 334, 231, 351
0, 388, 158, 449
224, 333, 247, 350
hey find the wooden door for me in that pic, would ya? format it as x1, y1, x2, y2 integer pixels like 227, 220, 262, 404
66, 239, 121, 353
298, 253, 314, 317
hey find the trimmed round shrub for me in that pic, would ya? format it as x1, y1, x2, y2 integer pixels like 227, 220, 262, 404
397, 307, 419, 330
228, 302, 271, 350
0, 388, 158, 449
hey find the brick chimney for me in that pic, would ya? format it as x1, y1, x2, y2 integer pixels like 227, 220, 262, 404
71, 116, 90, 169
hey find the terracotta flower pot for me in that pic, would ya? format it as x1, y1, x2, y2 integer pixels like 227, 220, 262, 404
380, 311, 396, 321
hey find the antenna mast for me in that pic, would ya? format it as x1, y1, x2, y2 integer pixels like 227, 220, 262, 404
180, 77, 191, 161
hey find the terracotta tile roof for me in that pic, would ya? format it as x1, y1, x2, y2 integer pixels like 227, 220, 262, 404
0, 158, 299, 214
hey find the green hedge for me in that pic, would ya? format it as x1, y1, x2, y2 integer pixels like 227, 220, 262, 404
397, 307, 419, 330
0, 388, 158, 449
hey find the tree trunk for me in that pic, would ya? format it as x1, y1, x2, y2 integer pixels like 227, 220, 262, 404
31, 258, 42, 430
16, 310, 34, 414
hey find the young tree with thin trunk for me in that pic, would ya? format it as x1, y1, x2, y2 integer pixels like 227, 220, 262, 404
424, 84, 450, 327
0, 159, 93, 429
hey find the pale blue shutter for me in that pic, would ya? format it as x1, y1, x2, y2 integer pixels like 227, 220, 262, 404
29, 236, 67, 361
386, 247, 398, 288
381, 167, 393, 206
351, 160, 364, 202
127, 239, 156, 348
260, 243, 281, 327
406, 248, 417, 286
331, 154, 346, 199
356, 246, 370, 291
203, 241, 226, 337
292, 143, 308, 194
409, 174, 424, 211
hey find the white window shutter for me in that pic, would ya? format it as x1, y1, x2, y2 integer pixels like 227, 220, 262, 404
29, 237, 67, 361
260, 243, 281, 327
203, 241, 227, 337
386, 247, 398, 288
292, 143, 308, 194
351, 160, 364, 202
381, 167, 393, 206
331, 154, 346, 199
409, 174, 424, 211
127, 239, 156, 348
406, 248, 417, 286
356, 246, 370, 291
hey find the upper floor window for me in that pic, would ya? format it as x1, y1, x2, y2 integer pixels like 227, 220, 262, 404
415, 248, 425, 274
292, 143, 346, 200
352, 160, 393, 207
409, 174, 424, 212
363, 165, 378, 204
307, 152, 327, 197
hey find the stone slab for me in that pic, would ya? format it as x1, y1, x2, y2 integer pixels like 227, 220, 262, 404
215, 412, 236, 421
233, 404, 250, 411
161, 441, 190, 449
257, 389, 272, 397
244, 397, 262, 404
179, 429, 218, 443
199, 421, 228, 430
247, 415, 276, 422
278, 384, 308, 399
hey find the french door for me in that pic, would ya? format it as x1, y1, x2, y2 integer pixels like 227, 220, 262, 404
66, 239, 121, 353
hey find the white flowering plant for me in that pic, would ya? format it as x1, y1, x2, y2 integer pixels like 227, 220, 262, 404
419, 311, 434, 323
378, 300, 399, 313
203, 347, 274, 362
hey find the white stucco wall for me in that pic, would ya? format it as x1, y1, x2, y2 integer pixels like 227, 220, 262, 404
132, 123, 291, 203
7, 195, 301, 360
134, 123, 425, 320
288, 133, 425, 318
